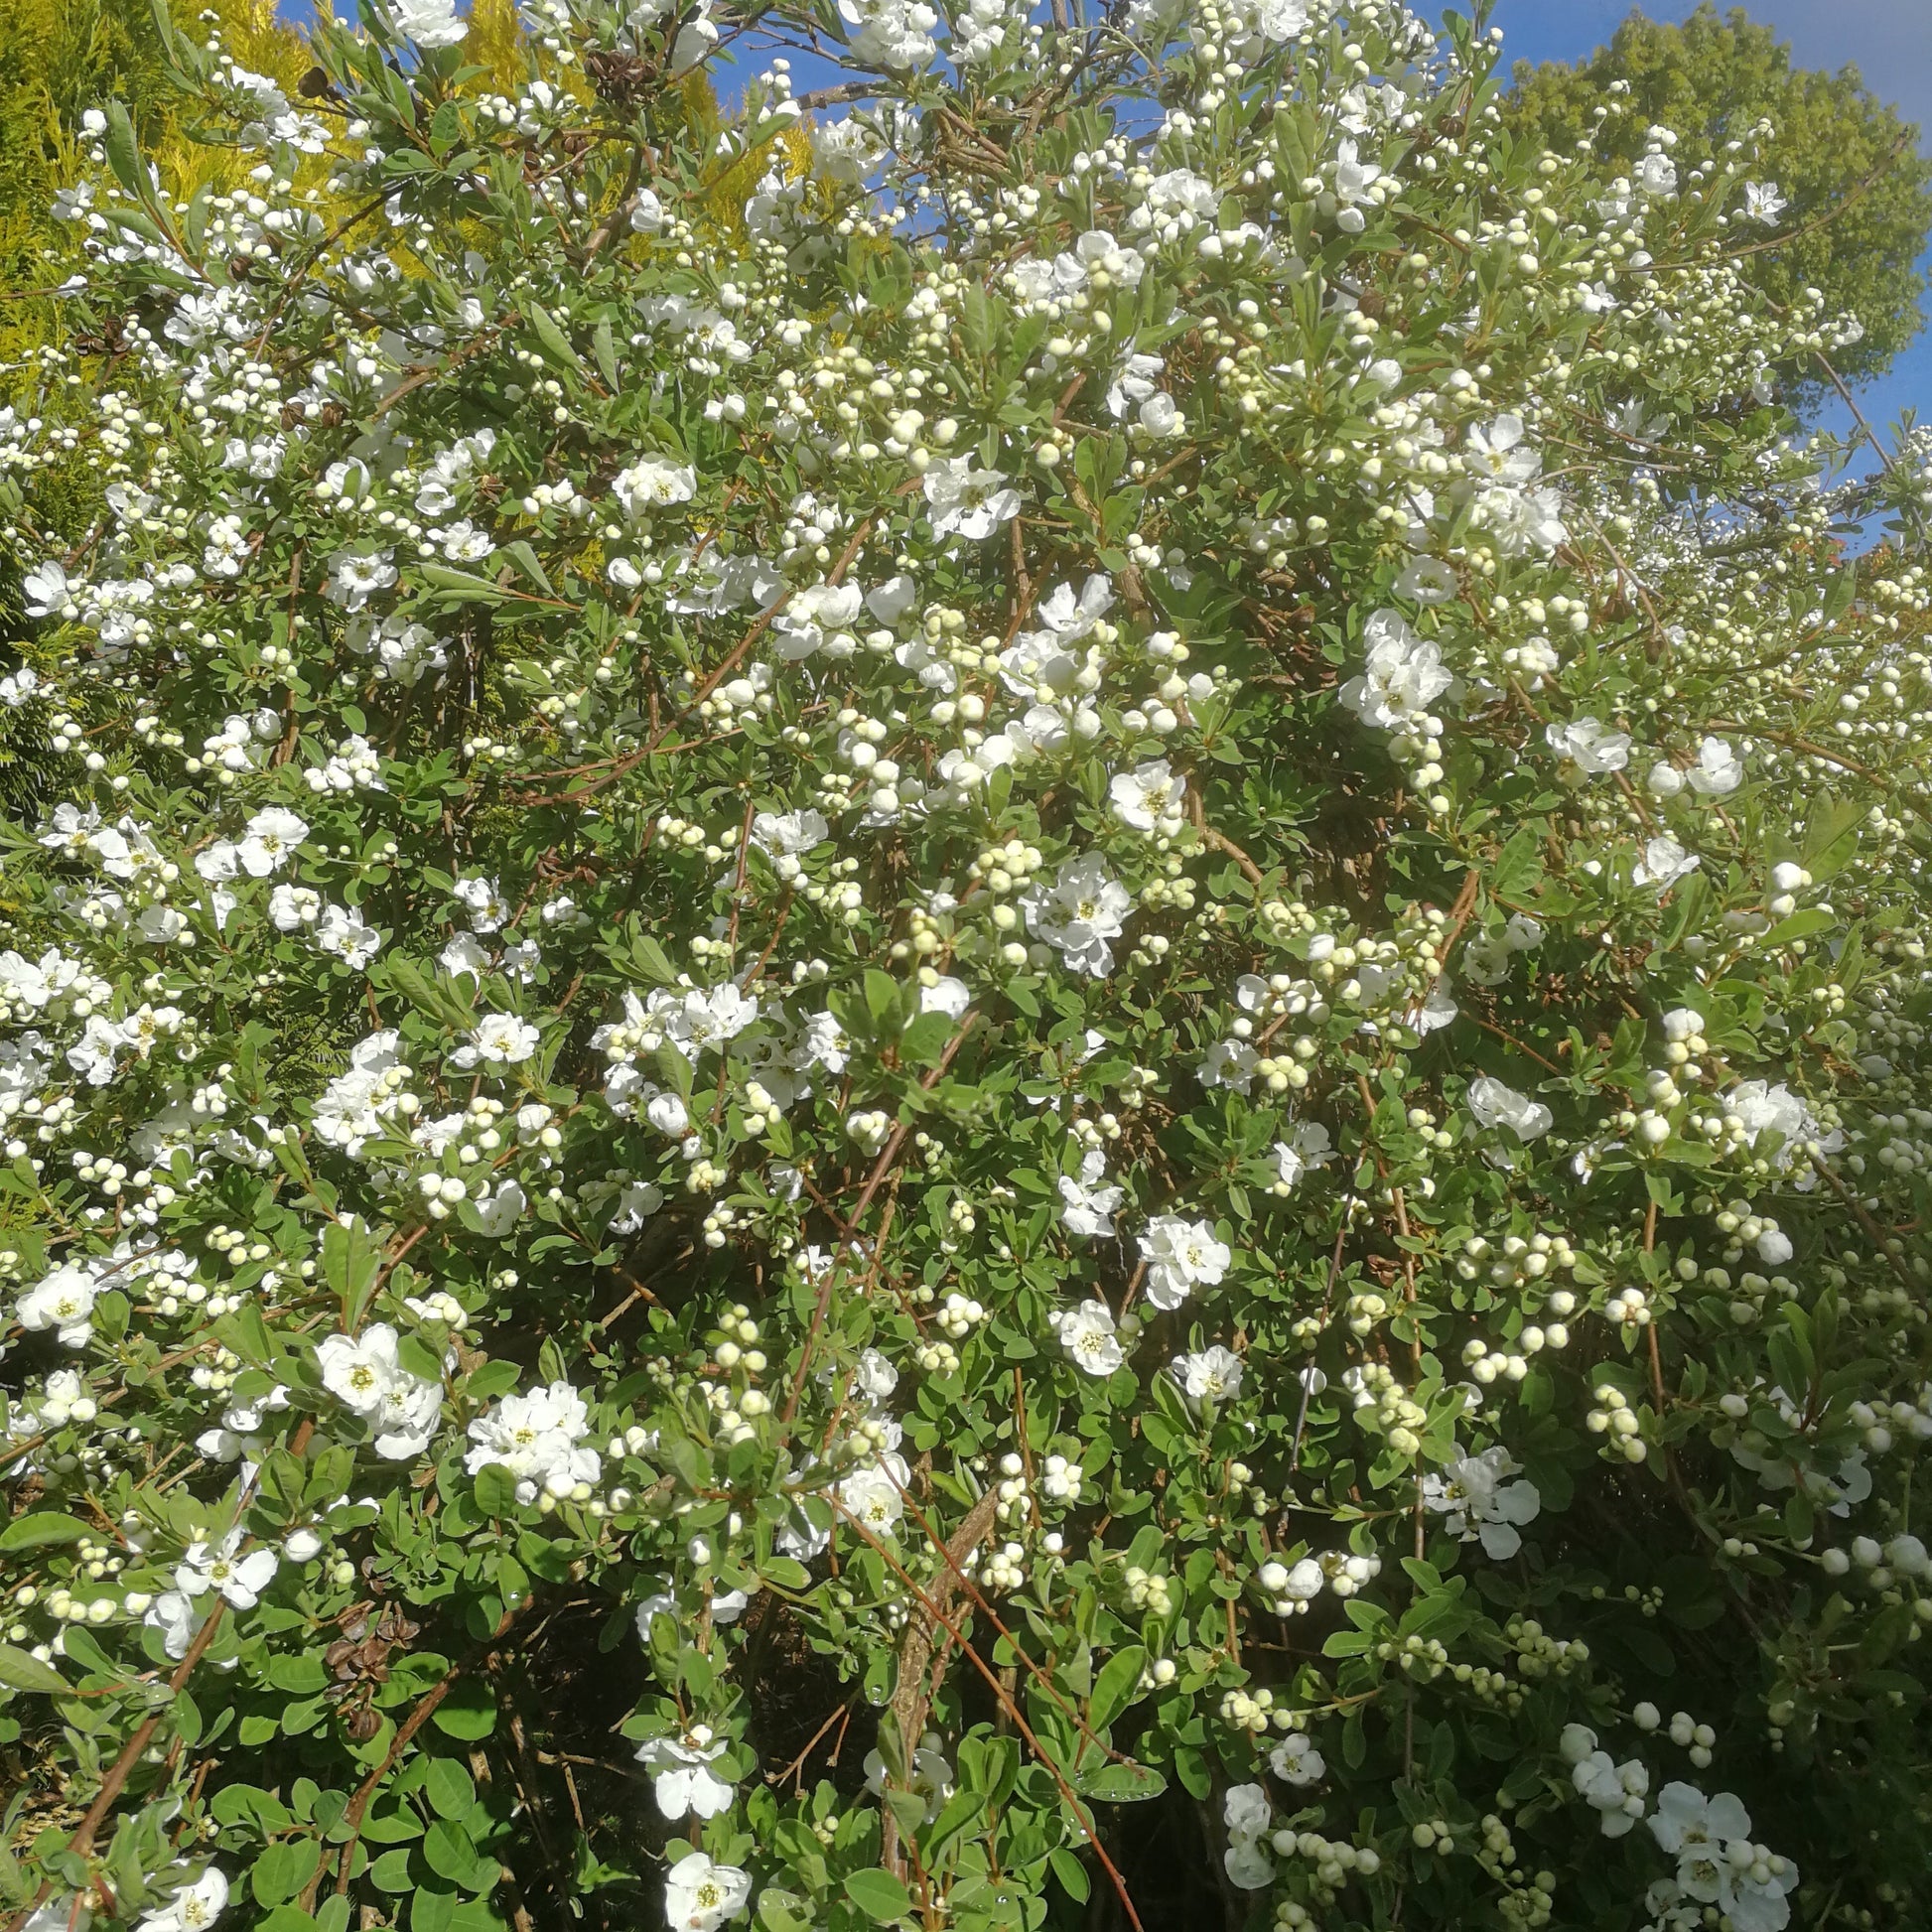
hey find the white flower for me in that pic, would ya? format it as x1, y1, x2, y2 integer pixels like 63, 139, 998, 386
144, 1589, 207, 1661
451, 1014, 541, 1068
1545, 717, 1630, 774
452, 875, 509, 933
1224, 1838, 1275, 1889
839, 0, 938, 72
466, 1381, 601, 1504
1198, 1038, 1258, 1092
612, 457, 697, 516
1572, 1748, 1649, 1836
316, 1323, 443, 1456
1648, 1783, 1796, 1928
313, 1031, 407, 1154
18, 1265, 99, 1347
1170, 1346, 1243, 1409
1139, 1215, 1230, 1311
1222, 1783, 1274, 1888
1633, 835, 1701, 893
24, 1902, 90, 1932
1268, 1731, 1324, 1786
664, 984, 759, 1057
635, 1725, 736, 1820
326, 550, 397, 611
1724, 1080, 1840, 1171
838, 1459, 907, 1534
1635, 152, 1678, 197
1272, 1121, 1333, 1189
1058, 1150, 1123, 1238
386, 0, 467, 48
1055, 1299, 1125, 1376
1465, 414, 1542, 485
771, 582, 865, 660
752, 808, 830, 855
663, 1854, 752, 1932
1741, 181, 1787, 224
1471, 482, 1568, 556
1686, 736, 1743, 796
1338, 609, 1450, 731
1394, 554, 1456, 605
23, 561, 70, 619
268, 885, 321, 930
176, 1529, 278, 1610
1727, 1853, 1799, 1932
920, 975, 970, 1021
632, 1583, 679, 1640
236, 808, 309, 877
863, 1730, 955, 1822
1332, 137, 1382, 207
1422, 1446, 1542, 1559
609, 1180, 665, 1233
1648, 1780, 1750, 1864
1224, 1781, 1271, 1840
1035, 575, 1115, 643
316, 903, 382, 969
371, 1372, 445, 1459
1022, 855, 1131, 979
317, 1325, 401, 1414
922, 456, 1020, 539
1108, 759, 1186, 833
136, 1868, 229, 1932
1466, 1076, 1553, 1143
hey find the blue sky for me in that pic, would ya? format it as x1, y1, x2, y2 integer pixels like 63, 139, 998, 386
1472, 2, 1932, 456
294, 1, 1932, 445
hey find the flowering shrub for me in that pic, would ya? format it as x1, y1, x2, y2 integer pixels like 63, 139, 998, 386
3, 2, 1932, 1930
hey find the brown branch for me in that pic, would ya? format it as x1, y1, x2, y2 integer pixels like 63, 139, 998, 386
2, 1605, 230, 1932
880, 1487, 1000, 1874
331, 1599, 528, 1897
830, 1501, 1148, 1932
779, 1016, 978, 1424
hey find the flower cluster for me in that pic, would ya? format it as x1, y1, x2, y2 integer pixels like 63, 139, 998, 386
0, 2, 1927, 1930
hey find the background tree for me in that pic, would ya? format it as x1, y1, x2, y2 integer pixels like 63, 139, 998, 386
1504, 2, 1932, 408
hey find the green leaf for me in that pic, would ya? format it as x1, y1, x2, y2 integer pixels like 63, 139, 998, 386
501, 540, 555, 596
251, 1840, 323, 1907
864, 969, 903, 1030
423, 1820, 494, 1891
103, 101, 148, 203
0, 1645, 69, 1694
1072, 1760, 1166, 1802
592, 318, 620, 388
417, 564, 509, 605
842, 1871, 912, 1924
473, 1464, 520, 1519
427, 1757, 478, 1821
369, 1849, 416, 1894
261, 1910, 336, 1932
464, 1360, 522, 1402
412, 1890, 458, 1932
1047, 1848, 1091, 1903
432, 1679, 497, 1741
1086, 1645, 1147, 1734
525, 301, 583, 372
322, 1217, 383, 1333
0, 1511, 92, 1552
898, 1011, 956, 1067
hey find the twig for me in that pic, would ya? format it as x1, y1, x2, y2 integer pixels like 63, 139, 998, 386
831, 1502, 1148, 1932
331, 1600, 529, 1897
780, 1017, 978, 1423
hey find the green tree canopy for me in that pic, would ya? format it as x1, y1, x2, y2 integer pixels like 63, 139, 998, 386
1504, 2, 1932, 406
